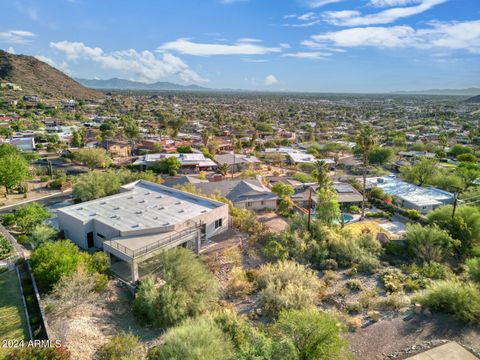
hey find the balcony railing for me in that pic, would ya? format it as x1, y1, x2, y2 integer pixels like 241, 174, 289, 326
104, 221, 202, 259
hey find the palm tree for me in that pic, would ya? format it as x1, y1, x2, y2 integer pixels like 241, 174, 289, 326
313, 160, 331, 190
356, 126, 377, 219
201, 129, 211, 147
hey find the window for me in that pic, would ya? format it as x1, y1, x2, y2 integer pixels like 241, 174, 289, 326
97, 233, 105, 239
215, 219, 223, 229
247, 202, 252, 207
261, 201, 265, 206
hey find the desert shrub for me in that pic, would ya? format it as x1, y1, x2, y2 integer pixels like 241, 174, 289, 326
402, 261, 453, 281
466, 258, 480, 283
382, 269, 406, 293
226, 267, 254, 298
272, 308, 348, 360
417, 280, 480, 323
211, 309, 278, 360
405, 223, 458, 263
406, 209, 421, 220
29, 224, 58, 248
0, 234, 13, 259
97, 332, 145, 360
346, 279, 362, 291
320, 258, 338, 270
4, 347, 71, 360
147, 317, 234, 360
133, 248, 218, 328
375, 294, 410, 310
256, 260, 323, 317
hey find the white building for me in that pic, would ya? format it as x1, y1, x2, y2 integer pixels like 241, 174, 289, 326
367, 176, 454, 213
133, 153, 218, 173
57, 180, 229, 282
8, 137, 36, 151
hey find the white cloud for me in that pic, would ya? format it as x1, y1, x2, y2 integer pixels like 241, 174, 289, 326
237, 38, 262, 43
304, 0, 344, 8
283, 51, 332, 59
50, 41, 208, 83
264, 74, 279, 86
219, 0, 248, 4
34, 55, 71, 74
0, 30, 35, 44
368, 0, 420, 7
298, 12, 317, 21
284, 20, 321, 27
158, 38, 281, 56
242, 58, 268, 63
323, 0, 447, 26
305, 20, 480, 53
5, 47, 15, 54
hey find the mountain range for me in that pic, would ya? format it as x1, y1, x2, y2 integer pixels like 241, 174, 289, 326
391, 88, 480, 96
75, 77, 210, 91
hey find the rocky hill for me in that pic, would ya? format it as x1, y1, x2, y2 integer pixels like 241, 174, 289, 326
0, 50, 102, 100
465, 94, 480, 103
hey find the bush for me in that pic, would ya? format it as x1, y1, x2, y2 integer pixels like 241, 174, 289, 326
417, 280, 480, 323
147, 317, 234, 360
346, 279, 362, 291
97, 332, 145, 360
29, 224, 58, 248
405, 223, 458, 263
272, 308, 348, 360
347, 205, 360, 214
256, 260, 323, 317
0, 234, 13, 259
133, 248, 218, 328
9, 202, 51, 233
211, 309, 277, 360
406, 209, 421, 220
225, 267, 254, 298
466, 258, 480, 283
321, 258, 338, 270
4, 347, 71, 360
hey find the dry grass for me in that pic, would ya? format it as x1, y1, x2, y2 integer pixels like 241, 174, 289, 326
345, 221, 390, 237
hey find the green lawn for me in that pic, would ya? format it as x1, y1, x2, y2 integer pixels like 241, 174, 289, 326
0, 269, 29, 354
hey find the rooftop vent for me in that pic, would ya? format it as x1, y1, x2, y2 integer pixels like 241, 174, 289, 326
139, 199, 146, 203
145, 192, 151, 195
100, 201, 107, 205
114, 206, 120, 210
128, 196, 134, 199
90, 212, 96, 216
178, 209, 185, 213
76, 207, 83, 210
201, 209, 207, 213
175, 201, 182, 205
135, 210, 143, 214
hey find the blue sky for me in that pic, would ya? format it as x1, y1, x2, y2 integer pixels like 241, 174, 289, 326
1, 0, 479, 92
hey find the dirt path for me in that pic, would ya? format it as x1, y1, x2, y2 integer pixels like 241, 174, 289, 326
346, 313, 480, 359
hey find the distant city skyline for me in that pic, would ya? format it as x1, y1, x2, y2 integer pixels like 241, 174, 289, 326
1, 0, 479, 92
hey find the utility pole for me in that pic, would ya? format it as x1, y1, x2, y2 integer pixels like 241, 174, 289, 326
452, 190, 459, 219
307, 186, 312, 232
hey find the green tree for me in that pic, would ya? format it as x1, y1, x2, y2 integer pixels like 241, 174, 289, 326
151, 157, 181, 176
147, 317, 234, 360
133, 248, 218, 328
316, 188, 340, 224
368, 146, 394, 166
12, 202, 51, 233
449, 144, 473, 158
272, 183, 295, 215
400, 158, 438, 186
30, 240, 83, 292
356, 126, 377, 218
272, 308, 348, 360
73, 171, 122, 202
73, 148, 112, 169
0, 153, 29, 193
428, 205, 480, 258
29, 224, 58, 248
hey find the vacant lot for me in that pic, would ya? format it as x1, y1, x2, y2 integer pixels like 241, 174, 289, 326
0, 269, 29, 357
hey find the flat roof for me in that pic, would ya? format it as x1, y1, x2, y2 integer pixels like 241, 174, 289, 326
367, 176, 454, 207
58, 180, 224, 233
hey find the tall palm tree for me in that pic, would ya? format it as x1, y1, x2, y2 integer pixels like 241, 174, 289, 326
356, 126, 377, 219
314, 160, 331, 190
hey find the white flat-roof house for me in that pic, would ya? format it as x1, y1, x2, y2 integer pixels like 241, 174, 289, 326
57, 180, 229, 282
367, 176, 454, 214
133, 153, 218, 173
